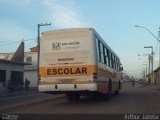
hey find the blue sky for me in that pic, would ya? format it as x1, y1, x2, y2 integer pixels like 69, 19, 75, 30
0, 0, 160, 77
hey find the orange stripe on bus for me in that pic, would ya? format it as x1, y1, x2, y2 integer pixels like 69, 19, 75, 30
39, 65, 97, 77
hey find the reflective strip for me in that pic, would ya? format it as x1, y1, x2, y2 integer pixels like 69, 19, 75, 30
39, 83, 97, 92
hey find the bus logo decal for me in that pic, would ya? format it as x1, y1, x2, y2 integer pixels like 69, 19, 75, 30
52, 42, 61, 50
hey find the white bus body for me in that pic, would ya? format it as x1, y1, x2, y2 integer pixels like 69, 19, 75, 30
38, 28, 122, 100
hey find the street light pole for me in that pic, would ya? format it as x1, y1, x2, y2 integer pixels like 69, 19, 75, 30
37, 23, 51, 84
138, 54, 150, 75
143, 64, 147, 78
144, 46, 153, 83
135, 25, 160, 67
140, 68, 146, 79
159, 26, 160, 66
135, 25, 159, 41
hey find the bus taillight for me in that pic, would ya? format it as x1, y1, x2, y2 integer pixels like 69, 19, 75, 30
38, 75, 41, 80
93, 73, 97, 79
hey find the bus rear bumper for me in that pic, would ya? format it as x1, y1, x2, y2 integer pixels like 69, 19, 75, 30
38, 83, 97, 92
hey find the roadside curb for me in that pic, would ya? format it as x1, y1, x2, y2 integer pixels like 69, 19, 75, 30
0, 89, 38, 98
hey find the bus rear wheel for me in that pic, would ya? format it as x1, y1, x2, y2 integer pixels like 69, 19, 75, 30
107, 80, 112, 100
114, 80, 120, 95
100, 80, 112, 101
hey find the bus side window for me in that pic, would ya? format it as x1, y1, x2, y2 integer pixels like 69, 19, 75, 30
98, 40, 101, 62
100, 42, 104, 63
109, 52, 112, 67
106, 48, 110, 66
118, 59, 120, 71
116, 58, 119, 71
111, 54, 114, 68
104, 47, 108, 65
108, 50, 111, 67
115, 58, 118, 70
96, 38, 100, 62
113, 55, 116, 69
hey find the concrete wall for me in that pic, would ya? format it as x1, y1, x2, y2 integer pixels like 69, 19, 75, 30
157, 70, 160, 89
0, 53, 13, 60
24, 52, 37, 66
24, 52, 38, 87
0, 51, 38, 88
0, 83, 3, 93
24, 70, 37, 87
0, 62, 24, 93
0, 62, 24, 72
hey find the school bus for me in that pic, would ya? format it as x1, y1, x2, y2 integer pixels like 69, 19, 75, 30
38, 28, 123, 101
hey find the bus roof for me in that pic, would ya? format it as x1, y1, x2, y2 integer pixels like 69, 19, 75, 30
42, 28, 93, 35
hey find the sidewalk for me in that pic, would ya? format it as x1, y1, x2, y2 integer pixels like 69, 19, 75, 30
0, 88, 64, 112
124, 82, 160, 93
0, 87, 38, 98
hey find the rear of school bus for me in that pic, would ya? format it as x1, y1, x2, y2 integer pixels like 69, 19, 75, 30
38, 28, 97, 100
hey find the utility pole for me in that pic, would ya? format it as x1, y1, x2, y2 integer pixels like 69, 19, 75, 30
37, 23, 51, 85
135, 25, 160, 87
158, 27, 160, 86
159, 26, 160, 67
148, 55, 151, 76
135, 25, 160, 67
138, 54, 150, 76
143, 64, 147, 78
144, 46, 153, 84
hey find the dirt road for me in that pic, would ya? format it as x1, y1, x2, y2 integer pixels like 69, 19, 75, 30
1, 82, 160, 114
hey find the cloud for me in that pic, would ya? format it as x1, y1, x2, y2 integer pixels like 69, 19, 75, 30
0, 21, 31, 40
0, 0, 89, 53
0, 20, 35, 52
41, 0, 87, 28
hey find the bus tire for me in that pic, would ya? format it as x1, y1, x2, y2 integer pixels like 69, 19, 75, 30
119, 80, 121, 90
101, 80, 112, 101
107, 79, 112, 100
114, 81, 120, 95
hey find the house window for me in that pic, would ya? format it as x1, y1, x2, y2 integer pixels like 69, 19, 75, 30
26, 56, 32, 63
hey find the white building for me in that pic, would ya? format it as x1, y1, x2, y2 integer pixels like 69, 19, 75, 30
0, 53, 14, 60
0, 59, 26, 93
0, 47, 38, 88
24, 47, 38, 88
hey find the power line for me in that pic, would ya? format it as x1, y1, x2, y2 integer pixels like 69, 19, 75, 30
0, 41, 15, 43
0, 38, 36, 46
0, 41, 20, 46
23, 38, 36, 41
